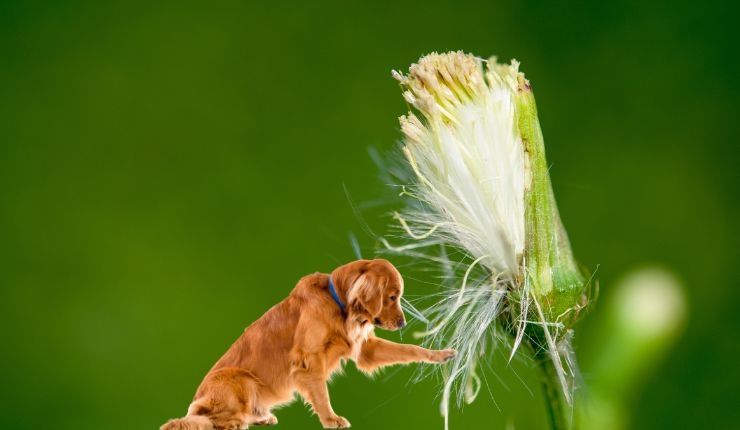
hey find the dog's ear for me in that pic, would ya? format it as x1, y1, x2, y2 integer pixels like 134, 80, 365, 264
332, 260, 385, 317
351, 270, 385, 317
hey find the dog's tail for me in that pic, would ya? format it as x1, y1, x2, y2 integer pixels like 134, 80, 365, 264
160, 415, 214, 430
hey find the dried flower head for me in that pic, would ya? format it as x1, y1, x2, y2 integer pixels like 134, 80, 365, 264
382, 51, 592, 428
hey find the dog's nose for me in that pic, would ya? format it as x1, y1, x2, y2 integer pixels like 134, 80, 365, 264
397, 318, 406, 329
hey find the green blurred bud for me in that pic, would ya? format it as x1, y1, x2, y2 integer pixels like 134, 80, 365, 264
578, 267, 688, 430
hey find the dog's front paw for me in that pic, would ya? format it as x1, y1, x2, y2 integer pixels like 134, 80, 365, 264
430, 348, 457, 363
320, 414, 351, 429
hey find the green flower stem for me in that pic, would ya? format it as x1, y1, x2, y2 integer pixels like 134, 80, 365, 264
537, 349, 572, 430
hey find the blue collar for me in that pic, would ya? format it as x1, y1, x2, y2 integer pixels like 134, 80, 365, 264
328, 276, 346, 313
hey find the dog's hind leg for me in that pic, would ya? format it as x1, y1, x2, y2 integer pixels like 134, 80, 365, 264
191, 367, 263, 430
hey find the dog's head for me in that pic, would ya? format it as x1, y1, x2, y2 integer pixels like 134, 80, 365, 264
331, 259, 405, 331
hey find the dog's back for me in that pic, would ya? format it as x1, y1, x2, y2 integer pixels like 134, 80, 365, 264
207, 275, 318, 397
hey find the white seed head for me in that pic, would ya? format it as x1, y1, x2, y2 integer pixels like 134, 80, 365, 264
385, 52, 585, 427
397, 51, 526, 277
383, 52, 535, 427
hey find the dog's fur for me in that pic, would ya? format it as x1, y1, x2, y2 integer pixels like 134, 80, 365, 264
161, 259, 455, 430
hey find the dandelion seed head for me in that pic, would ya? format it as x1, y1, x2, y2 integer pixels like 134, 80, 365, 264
380, 51, 587, 428
396, 51, 526, 277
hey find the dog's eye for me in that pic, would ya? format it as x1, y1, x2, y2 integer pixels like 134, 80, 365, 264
390, 295, 397, 301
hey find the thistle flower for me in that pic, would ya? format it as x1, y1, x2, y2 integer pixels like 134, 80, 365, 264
383, 52, 592, 429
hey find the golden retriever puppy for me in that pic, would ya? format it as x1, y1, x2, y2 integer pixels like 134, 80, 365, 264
161, 259, 455, 430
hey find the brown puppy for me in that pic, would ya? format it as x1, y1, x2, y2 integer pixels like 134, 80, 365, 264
161, 259, 455, 430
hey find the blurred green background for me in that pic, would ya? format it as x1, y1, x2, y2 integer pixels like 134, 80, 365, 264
1, 0, 737, 429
